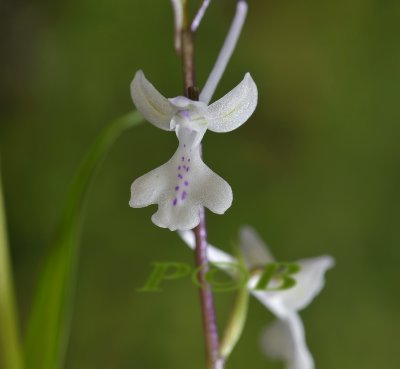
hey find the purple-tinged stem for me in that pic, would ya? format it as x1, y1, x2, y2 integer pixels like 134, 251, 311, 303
180, 9, 221, 369
193, 208, 221, 369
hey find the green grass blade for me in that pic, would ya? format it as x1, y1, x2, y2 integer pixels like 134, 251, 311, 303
0, 167, 25, 369
24, 111, 143, 369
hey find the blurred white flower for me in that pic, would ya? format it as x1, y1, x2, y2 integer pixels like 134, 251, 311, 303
179, 226, 334, 369
129, 70, 257, 231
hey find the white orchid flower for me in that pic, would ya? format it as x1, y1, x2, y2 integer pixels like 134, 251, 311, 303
129, 70, 257, 231
179, 226, 334, 369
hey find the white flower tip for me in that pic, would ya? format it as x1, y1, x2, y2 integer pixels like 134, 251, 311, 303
262, 315, 314, 369
128, 175, 153, 208
244, 71, 258, 110
128, 197, 141, 208
134, 69, 144, 79
152, 212, 201, 232
238, 0, 248, 12
239, 225, 274, 268
130, 69, 145, 95
268, 254, 335, 313
212, 185, 233, 215
319, 255, 335, 270
177, 229, 196, 249
240, 224, 260, 241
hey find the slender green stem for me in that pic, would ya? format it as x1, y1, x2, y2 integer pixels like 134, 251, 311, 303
0, 168, 24, 369
219, 276, 249, 361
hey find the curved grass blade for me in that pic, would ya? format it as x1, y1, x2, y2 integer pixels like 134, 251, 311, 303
0, 167, 24, 369
24, 111, 143, 369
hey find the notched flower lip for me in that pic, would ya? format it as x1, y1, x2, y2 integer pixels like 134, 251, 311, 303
129, 140, 233, 231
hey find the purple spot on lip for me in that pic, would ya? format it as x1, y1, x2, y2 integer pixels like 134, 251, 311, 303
178, 174, 183, 179
186, 167, 190, 172
184, 144, 186, 147
173, 198, 178, 206
178, 165, 181, 170
181, 191, 187, 201
181, 156, 185, 162
184, 181, 189, 186
175, 186, 179, 191
183, 165, 187, 169
188, 158, 191, 162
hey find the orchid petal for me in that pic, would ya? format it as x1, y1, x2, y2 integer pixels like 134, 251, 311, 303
248, 255, 334, 317
195, 161, 233, 216
239, 226, 275, 269
130, 152, 200, 231
130, 135, 232, 231
130, 70, 177, 131
206, 73, 258, 133
262, 313, 314, 369
248, 284, 288, 318
270, 256, 335, 312
152, 197, 202, 231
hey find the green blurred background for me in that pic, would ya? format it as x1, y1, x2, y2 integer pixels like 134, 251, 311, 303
1, 0, 400, 368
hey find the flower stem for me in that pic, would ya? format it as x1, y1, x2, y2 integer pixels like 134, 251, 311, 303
180, 11, 221, 369
193, 210, 221, 369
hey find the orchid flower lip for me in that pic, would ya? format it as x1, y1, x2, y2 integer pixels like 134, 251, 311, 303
129, 70, 257, 230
